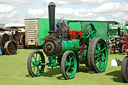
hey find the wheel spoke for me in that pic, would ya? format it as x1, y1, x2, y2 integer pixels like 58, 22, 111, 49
70, 66, 75, 71
36, 67, 39, 73
99, 41, 103, 46
96, 62, 100, 68
123, 49, 126, 51
101, 55, 106, 62
36, 53, 37, 59
31, 61, 34, 64
125, 50, 127, 54
65, 61, 70, 68
101, 47, 106, 52
31, 65, 35, 68
97, 43, 101, 50
32, 66, 35, 73
37, 67, 41, 72
95, 50, 99, 55
71, 61, 75, 66
99, 62, 104, 68
95, 54, 99, 59
69, 56, 73, 63
66, 68, 70, 77
98, 62, 101, 68
38, 55, 41, 61
66, 68, 70, 73
96, 58, 100, 63
33, 56, 37, 61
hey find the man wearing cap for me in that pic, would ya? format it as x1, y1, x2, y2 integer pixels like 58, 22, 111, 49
56, 18, 68, 30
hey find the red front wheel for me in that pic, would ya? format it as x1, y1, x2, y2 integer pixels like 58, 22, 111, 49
122, 45, 128, 55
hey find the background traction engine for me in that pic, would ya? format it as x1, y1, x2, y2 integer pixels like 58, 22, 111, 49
110, 37, 123, 54
27, 2, 108, 80
0, 33, 17, 55
110, 29, 128, 55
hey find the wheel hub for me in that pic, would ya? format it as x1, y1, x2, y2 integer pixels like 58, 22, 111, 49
34, 61, 40, 66
98, 51, 102, 61
70, 63, 74, 67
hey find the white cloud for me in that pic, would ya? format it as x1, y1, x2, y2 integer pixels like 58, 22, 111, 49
90, 2, 128, 22
0, 10, 24, 24
0, 4, 20, 24
92, 2, 128, 14
0, 4, 14, 13
27, 8, 47, 18
97, 17, 106, 21
42, 0, 110, 6
112, 12, 126, 18
0, 0, 128, 24
0, 0, 34, 6
124, 15, 128, 20
27, 7, 97, 20
7, 11, 17, 18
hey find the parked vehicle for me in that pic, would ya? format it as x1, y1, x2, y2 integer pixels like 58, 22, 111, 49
110, 27, 128, 54
27, 2, 108, 80
0, 28, 18, 55
108, 25, 128, 46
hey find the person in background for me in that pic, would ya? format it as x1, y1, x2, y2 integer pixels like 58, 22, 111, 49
56, 18, 68, 30
106, 37, 111, 50
0, 37, 3, 55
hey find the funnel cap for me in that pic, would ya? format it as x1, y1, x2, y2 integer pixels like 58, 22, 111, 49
48, 2, 56, 7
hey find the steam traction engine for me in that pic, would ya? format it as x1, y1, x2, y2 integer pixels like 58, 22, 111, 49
0, 28, 17, 55
110, 33, 128, 55
27, 2, 108, 80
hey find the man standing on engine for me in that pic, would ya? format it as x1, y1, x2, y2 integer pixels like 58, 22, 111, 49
56, 18, 68, 30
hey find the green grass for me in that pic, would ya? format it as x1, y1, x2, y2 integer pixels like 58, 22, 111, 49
0, 49, 127, 85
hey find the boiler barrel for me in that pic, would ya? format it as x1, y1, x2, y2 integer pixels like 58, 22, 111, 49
62, 39, 80, 53
43, 39, 80, 56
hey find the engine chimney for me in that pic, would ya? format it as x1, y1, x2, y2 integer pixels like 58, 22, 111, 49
118, 27, 120, 37
48, 2, 56, 35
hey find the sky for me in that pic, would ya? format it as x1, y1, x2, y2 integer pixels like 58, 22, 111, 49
0, 0, 128, 24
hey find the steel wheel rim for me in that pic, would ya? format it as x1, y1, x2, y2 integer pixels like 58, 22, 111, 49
126, 64, 128, 76
31, 52, 45, 76
7, 42, 17, 54
80, 23, 96, 45
95, 40, 108, 72
86, 25, 96, 44
65, 53, 77, 79
123, 45, 127, 54
83, 23, 96, 45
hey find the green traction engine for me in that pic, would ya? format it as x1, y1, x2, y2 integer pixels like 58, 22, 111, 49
27, 2, 108, 80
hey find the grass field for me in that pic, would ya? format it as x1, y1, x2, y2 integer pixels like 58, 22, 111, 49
0, 49, 127, 85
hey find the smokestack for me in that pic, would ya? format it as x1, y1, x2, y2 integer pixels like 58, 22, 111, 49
118, 27, 120, 37
48, 2, 56, 35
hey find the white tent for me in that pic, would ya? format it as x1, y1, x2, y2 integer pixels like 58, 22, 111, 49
4, 23, 25, 28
